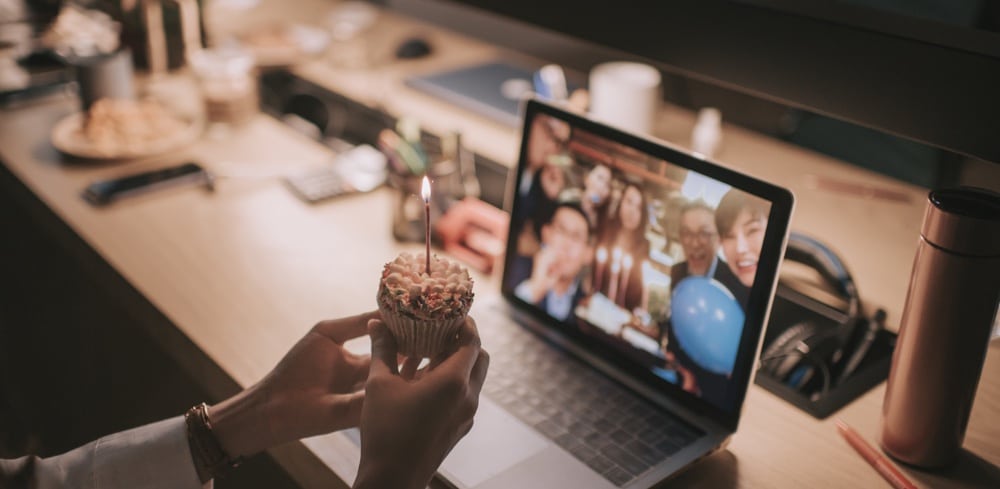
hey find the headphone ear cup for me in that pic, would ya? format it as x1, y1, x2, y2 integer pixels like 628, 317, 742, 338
777, 324, 845, 394
761, 322, 817, 378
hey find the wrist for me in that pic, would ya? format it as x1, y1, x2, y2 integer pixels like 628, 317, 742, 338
529, 280, 549, 302
209, 386, 270, 459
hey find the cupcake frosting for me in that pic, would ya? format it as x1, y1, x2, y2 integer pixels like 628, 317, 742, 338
378, 252, 474, 320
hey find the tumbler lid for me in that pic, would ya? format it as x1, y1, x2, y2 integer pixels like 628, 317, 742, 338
923, 187, 1000, 257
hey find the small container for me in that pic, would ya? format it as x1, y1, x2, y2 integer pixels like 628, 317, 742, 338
388, 156, 461, 243
191, 46, 258, 129
73, 48, 136, 112
880, 187, 1000, 468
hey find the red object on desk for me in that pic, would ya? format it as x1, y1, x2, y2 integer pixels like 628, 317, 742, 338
435, 198, 509, 273
835, 419, 917, 489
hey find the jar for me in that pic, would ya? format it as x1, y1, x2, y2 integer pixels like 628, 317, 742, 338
191, 46, 258, 130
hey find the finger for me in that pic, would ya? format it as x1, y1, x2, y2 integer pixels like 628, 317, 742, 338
460, 418, 475, 437
400, 356, 421, 380
368, 319, 399, 376
327, 390, 365, 430
468, 349, 490, 397
433, 317, 482, 380
426, 351, 448, 372
313, 310, 382, 343
345, 354, 372, 390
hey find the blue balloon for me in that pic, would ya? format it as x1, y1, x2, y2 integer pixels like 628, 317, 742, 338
670, 277, 745, 375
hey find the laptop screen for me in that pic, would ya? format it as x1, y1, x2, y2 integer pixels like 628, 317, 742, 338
502, 100, 793, 426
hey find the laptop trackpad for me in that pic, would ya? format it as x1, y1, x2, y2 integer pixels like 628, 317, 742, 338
440, 398, 549, 488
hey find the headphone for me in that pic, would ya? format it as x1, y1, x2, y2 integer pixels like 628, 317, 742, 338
759, 233, 882, 398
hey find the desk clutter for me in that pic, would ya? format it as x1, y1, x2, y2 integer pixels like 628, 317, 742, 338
259, 70, 510, 272
754, 233, 897, 419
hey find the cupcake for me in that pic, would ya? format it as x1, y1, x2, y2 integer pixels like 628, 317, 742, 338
377, 252, 474, 358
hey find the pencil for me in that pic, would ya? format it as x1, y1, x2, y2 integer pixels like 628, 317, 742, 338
835, 419, 917, 489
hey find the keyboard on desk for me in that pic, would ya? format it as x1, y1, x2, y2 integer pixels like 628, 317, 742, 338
481, 319, 703, 487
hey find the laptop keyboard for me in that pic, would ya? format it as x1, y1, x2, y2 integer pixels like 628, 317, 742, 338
481, 317, 704, 487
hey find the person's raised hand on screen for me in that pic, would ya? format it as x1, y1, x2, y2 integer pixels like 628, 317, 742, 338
354, 317, 489, 489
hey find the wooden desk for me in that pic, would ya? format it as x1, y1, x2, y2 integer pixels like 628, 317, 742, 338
1, 3, 997, 487
3, 94, 999, 489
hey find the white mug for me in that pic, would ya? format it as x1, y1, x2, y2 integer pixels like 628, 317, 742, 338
588, 61, 662, 135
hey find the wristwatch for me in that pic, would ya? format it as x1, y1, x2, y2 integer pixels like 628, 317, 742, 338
184, 403, 242, 482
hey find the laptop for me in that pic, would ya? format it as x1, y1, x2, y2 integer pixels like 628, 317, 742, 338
338, 99, 793, 488
427, 100, 794, 488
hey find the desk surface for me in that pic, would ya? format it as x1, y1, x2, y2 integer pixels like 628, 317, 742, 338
2, 2, 998, 488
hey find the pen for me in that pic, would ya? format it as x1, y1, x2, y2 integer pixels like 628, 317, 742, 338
835, 419, 917, 489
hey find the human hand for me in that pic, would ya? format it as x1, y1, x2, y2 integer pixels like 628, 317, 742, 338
526, 246, 560, 302
664, 350, 699, 395
354, 317, 489, 489
210, 311, 378, 460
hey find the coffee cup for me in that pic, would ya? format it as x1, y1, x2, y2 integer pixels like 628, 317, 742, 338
588, 61, 662, 135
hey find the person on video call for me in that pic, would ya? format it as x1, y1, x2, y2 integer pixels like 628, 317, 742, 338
580, 163, 613, 236
508, 159, 574, 287
669, 199, 743, 295
512, 115, 571, 241
593, 182, 651, 312
514, 198, 595, 321
663, 200, 746, 404
0, 312, 489, 489
715, 189, 770, 308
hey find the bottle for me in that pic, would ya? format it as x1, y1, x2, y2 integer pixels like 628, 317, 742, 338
880, 187, 1000, 468
691, 107, 721, 158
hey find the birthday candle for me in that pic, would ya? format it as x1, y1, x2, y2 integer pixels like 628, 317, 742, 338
422, 175, 431, 275
595, 246, 608, 292
621, 253, 634, 308
609, 247, 622, 304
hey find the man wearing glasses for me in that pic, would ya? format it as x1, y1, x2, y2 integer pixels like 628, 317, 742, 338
670, 199, 742, 301
514, 199, 594, 321
661, 199, 744, 403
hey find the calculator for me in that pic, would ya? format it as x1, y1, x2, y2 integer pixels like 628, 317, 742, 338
284, 144, 386, 203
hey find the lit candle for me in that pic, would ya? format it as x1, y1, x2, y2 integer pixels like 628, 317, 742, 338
620, 253, 634, 308
609, 246, 622, 304
595, 246, 607, 292
422, 175, 431, 275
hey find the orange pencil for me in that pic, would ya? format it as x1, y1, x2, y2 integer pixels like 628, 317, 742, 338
835, 419, 917, 489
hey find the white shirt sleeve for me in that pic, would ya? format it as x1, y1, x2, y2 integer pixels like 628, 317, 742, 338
0, 416, 210, 489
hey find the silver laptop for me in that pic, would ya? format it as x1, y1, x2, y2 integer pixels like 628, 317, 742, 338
431, 100, 795, 488
341, 99, 794, 488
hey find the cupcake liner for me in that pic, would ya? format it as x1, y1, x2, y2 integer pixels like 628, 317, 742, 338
378, 305, 466, 358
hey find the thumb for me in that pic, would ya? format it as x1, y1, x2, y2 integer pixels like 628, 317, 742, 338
368, 319, 399, 376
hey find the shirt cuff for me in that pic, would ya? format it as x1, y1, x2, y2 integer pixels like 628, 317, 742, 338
91, 416, 205, 489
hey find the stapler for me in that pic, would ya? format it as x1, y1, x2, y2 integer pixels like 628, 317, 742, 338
435, 197, 509, 273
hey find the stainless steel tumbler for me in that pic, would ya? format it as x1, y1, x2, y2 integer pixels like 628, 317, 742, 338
880, 187, 1000, 468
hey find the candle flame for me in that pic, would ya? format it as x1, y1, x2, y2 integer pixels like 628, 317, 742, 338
612, 247, 622, 263
623, 254, 634, 270
596, 247, 608, 263
421, 175, 431, 203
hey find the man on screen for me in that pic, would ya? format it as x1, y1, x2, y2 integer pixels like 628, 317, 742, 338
514, 199, 594, 321
670, 199, 743, 301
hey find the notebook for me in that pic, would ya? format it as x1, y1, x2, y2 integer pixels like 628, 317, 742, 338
405, 61, 578, 127
343, 99, 794, 488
